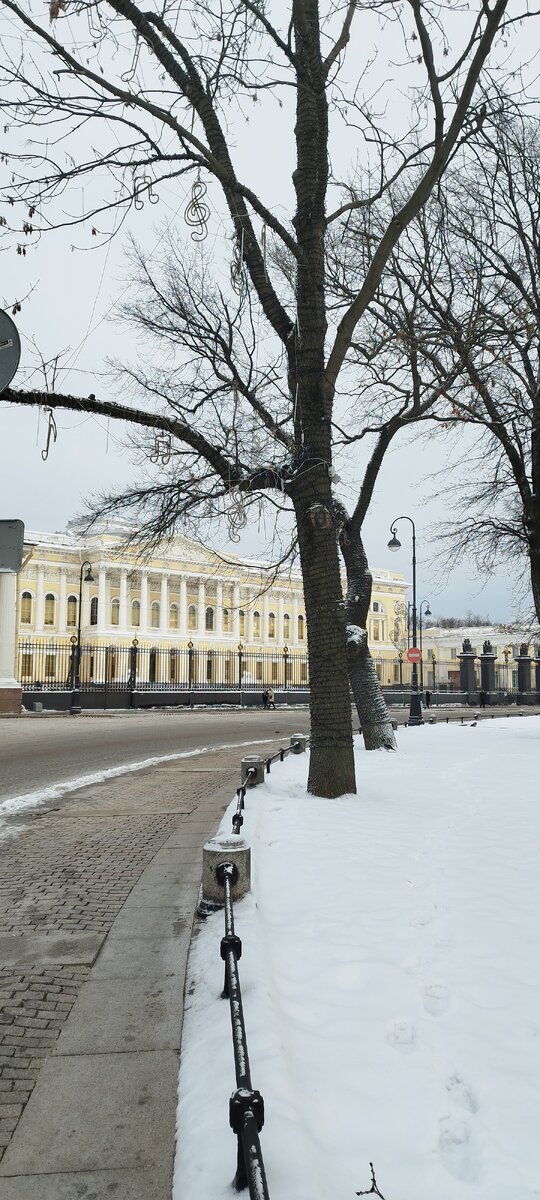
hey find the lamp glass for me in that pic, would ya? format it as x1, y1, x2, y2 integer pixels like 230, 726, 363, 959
387, 535, 401, 552
84, 568, 94, 583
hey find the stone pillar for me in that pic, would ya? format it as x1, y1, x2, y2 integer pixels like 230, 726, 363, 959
480, 639, 496, 695
58, 568, 68, 634
277, 592, 285, 644
0, 572, 21, 713
233, 584, 240, 640
216, 582, 223, 638
198, 578, 206, 635
119, 569, 128, 631
35, 565, 45, 632
97, 566, 107, 633
263, 591, 270, 645
517, 643, 532, 698
179, 577, 187, 635
292, 594, 299, 645
458, 638, 476, 697
160, 575, 168, 634
139, 572, 148, 635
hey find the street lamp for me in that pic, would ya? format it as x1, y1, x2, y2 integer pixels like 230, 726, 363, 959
388, 517, 423, 726
70, 561, 94, 715
419, 600, 431, 690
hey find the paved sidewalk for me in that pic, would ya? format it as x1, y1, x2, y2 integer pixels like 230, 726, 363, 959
0, 740, 274, 1199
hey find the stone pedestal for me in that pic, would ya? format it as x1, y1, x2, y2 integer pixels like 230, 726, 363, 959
0, 572, 21, 715
459, 639, 477, 696
517, 644, 532, 698
480, 640, 496, 695
200, 836, 251, 911
290, 733, 307, 753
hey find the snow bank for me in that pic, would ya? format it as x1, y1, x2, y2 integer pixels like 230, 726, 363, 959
174, 718, 540, 1200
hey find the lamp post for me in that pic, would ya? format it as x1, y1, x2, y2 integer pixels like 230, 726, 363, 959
419, 600, 431, 690
70, 561, 94, 715
388, 517, 423, 726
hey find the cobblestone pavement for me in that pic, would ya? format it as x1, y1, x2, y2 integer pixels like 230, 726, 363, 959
0, 748, 251, 1165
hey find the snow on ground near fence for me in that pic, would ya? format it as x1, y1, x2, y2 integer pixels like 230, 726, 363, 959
174, 719, 540, 1200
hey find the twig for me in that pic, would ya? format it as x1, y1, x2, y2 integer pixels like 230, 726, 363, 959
356, 1162, 388, 1199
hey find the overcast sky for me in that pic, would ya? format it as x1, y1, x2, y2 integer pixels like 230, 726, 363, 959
0, 1, 534, 624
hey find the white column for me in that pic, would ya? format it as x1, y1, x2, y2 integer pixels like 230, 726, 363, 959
119, 569, 128, 631
292, 593, 299, 645
179, 577, 187, 636
233, 584, 240, 640
140, 572, 148, 634
35, 565, 45, 632
58, 569, 68, 634
97, 566, 107, 634
246, 592, 254, 643
160, 574, 168, 634
216, 582, 223, 638
263, 591, 270, 646
278, 592, 285, 645
82, 579, 91, 630
198, 578, 206, 635
0, 572, 19, 693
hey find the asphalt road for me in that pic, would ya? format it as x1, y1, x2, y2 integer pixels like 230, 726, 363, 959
0, 708, 311, 805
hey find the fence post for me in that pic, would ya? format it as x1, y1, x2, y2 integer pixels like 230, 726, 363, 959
238, 641, 243, 697
188, 639, 194, 707
517, 642, 532, 701
283, 643, 288, 705
128, 638, 138, 707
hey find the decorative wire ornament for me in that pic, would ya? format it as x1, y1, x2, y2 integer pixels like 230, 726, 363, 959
134, 174, 159, 211
149, 433, 172, 465
121, 32, 141, 83
227, 487, 248, 542
230, 227, 246, 297
41, 406, 57, 461
184, 170, 210, 242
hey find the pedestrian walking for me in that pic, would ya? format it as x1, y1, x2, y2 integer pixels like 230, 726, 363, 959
262, 688, 269, 709
267, 686, 276, 710
425, 689, 432, 708
479, 689, 487, 708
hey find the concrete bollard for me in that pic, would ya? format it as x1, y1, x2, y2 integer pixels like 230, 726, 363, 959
241, 755, 265, 785
199, 836, 251, 913
290, 733, 307, 753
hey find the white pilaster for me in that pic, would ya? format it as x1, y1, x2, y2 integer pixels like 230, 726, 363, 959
292, 594, 299, 645
179, 577, 187, 636
278, 592, 285, 644
233, 584, 240, 640
58, 569, 68, 634
160, 575, 168, 634
97, 566, 107, 634
263, 591, 270, 643
0, 572, 18, 690
35, 565, 45, 632
140, 572, 148, 634
216, 582, 223, 638
198, 578, 206, 635
119, 569, 128, 631
247, 592, 254, 643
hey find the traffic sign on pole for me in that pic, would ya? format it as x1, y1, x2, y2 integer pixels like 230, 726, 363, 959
407, 646, 421, 664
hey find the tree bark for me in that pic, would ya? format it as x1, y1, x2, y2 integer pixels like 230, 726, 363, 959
339, 524, 397, 751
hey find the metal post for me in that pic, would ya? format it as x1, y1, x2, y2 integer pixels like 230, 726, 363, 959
388, 518, 423, 726
70, 561, 93, 716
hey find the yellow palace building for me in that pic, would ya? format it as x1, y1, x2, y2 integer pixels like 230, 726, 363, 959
14, 521, 407, 703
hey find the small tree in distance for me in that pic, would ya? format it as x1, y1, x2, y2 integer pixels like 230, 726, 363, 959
0, 0, 532, 795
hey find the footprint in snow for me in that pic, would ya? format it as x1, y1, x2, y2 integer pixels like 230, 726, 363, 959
385, 1019, 416, 1052
446, 1073, 478, 1114
437, 1114, 480, 1182
422, 981, 450, 1017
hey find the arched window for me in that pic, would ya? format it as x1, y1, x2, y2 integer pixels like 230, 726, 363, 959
44, 593, 56, 626
21, 591, 32, 624
298, 614, 305, 640
372, 621, 380, 641
188, 604, 197, 631
372, 601, 383, 613
111, 598, 120, 626
268, 611, 276, 638
131, 599, 140, 628
151, 601, 160, 629
205, 605, 214, 632
253, 610, 261, 638
239, 609, 245, 637
67, 595, 77, 627
223, 607, 231, 633
169, 603, 179, 630
283, 612, 290, 639
89, 596, 98, 626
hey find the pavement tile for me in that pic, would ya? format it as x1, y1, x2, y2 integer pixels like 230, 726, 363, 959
53, 976, 183, 1054
91, 936, 188, 980
0, 934, 105, 969
0, 1165, 173, 1199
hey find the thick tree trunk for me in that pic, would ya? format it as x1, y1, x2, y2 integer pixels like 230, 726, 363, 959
529, 538, 540, 628
339, 524, 397, 751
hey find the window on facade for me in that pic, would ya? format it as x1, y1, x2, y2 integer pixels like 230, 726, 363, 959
169, 603, 179, 630
298, 614, 305, 640
21, 652, 33, 678
393, 663, 400, 682
90, 596, 98, 626
149, 648, 157, 684
169, 649, 179, 682
131, 599, 140, 628
188, 604, 197, 630
205, 606, 214, 632
206, 654, 213, 683
256, 660, 263, 682
253, 611, 261, 638
372, 601, 381, 613
44, 593, 55, 626
239, 610, 245, 637
223, 607, 231, 633
372, 622, 380, 641
44, 653, 56, 678
271, 661, 278, 683
151, 601, 160, 629
67, 595, 77, 627
450, 648, 457, 660
283, 613, 290, 639
21, 592, 32, 624
111, 598, 120, 626
268, 611, 276, 638
301, 662, 308, 684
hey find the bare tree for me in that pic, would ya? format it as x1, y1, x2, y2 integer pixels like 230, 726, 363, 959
0, 0, 530, 795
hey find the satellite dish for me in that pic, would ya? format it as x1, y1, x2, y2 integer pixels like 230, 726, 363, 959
0, 310, 21, 392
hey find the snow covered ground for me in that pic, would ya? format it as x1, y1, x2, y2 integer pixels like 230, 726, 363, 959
174, 718, 540, 1200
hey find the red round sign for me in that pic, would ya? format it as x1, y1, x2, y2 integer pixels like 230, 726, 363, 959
407, 646, 422, 663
